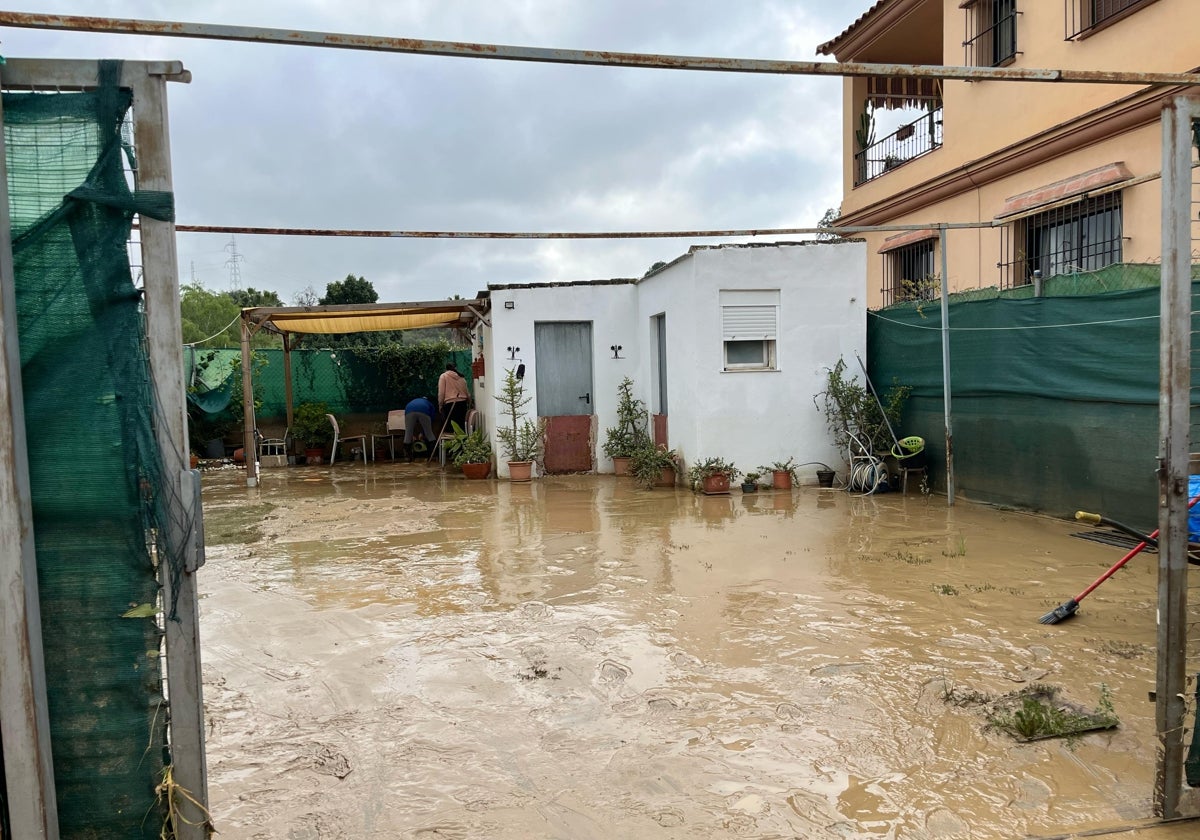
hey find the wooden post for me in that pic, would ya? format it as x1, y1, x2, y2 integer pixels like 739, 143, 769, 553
0, 66, 61, 840
283, 331, 294, 438
131, 66, 210, 838
1154, 94, 1194, 819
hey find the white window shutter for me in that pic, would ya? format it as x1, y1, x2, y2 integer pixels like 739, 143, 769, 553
722, 305, 777, 340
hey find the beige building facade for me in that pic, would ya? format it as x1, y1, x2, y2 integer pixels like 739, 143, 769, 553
818, 0, 1198, 308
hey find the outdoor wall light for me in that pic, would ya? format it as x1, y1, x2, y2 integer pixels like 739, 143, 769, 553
504, 301, 515, 309
610, 344, 624, 359
507, 346, 520, 359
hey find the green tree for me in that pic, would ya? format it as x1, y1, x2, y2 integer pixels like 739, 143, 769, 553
817, 207, 846, 242
320, 274, 378, 306
180, 283, 240, 347
227, 287, 284, 308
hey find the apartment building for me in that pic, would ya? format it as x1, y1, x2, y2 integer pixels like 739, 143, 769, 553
818, 0, 1197, 308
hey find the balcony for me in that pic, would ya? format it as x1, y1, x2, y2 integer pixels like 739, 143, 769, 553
853, 106, 943, 186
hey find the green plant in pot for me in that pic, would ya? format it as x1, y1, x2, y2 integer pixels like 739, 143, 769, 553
602, 376, 650, 474
494, 366, 546, 482
445, 420, 493, 479
814, 357, 911, 471
630, 445, 679, 489
742, 472, 761, 493
760, 457, 800, 491
688, 457, 740, 495
292, 401, 333, 463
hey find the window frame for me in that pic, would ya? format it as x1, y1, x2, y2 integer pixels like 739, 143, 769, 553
882, 238, 937, 307
998, 192, 1123, 288
964, 0, 1019, 67
1065, 0, 1161, 41
719, 290, 779, 373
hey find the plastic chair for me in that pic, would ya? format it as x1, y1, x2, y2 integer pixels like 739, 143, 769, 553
370, 410, 405, 461
326, 414, 367, 464
256, 427, 288, 458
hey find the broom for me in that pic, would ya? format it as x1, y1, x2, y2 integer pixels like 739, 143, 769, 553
1039, 496, 1199, 624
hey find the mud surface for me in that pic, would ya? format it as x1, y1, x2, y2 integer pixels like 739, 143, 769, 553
198, 464, 1200, 838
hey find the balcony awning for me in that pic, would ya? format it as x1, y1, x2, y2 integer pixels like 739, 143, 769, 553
995, 162, 1133, 219
878, 229, 937, 254
868, 76, 942, 110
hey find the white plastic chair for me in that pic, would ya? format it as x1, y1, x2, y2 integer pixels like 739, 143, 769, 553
326, 414, 367, 464
370, 410, 406, 461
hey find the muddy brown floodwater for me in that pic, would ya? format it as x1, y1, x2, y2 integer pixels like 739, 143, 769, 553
197, 464, 1200, 839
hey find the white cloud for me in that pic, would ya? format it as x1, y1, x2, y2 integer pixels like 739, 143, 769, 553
3, 0, 876, 302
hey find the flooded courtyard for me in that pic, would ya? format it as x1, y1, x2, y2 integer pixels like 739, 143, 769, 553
197, 464, 1200, 838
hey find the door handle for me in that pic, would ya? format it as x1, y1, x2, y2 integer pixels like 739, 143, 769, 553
579, 392, 591, 405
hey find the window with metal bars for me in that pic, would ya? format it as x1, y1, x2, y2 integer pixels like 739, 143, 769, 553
998, 192, 1123, 288
1065, 0, 1159, 40
882, 239, 937, 307
964, 0, 1018, 67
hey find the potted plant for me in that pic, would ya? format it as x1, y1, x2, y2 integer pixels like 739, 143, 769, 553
445, 420, 493, 479
741, 471, 761, 493
630, 445, 679, 489
688, 457, 740, 495
814, 356, 911, 476
602, 376, 651, 475
292, 401, 333, 464
494, 366, 546, 482
761, 457, 800, 491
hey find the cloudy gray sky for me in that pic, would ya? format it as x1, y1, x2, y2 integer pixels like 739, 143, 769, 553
3, 1, 875, 303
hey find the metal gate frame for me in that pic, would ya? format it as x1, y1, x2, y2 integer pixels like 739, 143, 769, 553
0, 59, 207, 840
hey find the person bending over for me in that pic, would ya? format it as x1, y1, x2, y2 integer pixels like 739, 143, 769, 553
438, 363, 470, 429
403, 396, 435, 462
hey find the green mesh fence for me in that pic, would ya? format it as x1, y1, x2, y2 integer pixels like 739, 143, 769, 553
7, 62, 172, 837
869, 271, 1189, 529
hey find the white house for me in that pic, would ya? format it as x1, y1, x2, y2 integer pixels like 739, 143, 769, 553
476, 240, 866, 481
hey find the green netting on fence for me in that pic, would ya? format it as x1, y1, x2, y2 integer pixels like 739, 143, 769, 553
7, 62, 170, 837
868, 277, 1186, 528
186, 345, 473, 441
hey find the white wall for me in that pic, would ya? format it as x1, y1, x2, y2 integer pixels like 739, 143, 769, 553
482, 282, 639, 478
485, 241, 866, 482
636, 242, 866, 483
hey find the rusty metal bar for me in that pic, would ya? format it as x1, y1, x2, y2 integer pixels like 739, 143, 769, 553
2, 12, 1199, 86
1155, 94, 1195, 820
173, 222, 999, 239
938, 226, 954, 506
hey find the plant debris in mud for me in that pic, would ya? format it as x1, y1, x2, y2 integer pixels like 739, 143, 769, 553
942, 680, 1119, 742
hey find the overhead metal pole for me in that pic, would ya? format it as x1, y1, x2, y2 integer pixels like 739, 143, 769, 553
939, 226, 954, 505
1154, 95, 1195, 820
0, 66, 61, 840
3, 12, 1200, 86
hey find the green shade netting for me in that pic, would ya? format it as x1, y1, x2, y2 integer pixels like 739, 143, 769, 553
7, 60, 175, 838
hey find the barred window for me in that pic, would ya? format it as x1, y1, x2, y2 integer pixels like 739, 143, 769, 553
883, 239, 936, 307
1066, 0, 1160, 40
999, 193, 1123, 288
964, 0, 1018, 67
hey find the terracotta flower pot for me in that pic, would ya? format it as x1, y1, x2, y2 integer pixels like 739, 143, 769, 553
462, 462, 492, 480
507, 460, 533, 482
655, 467, 676, 488
305, 448, 325, 465
773, 469, 793, 491
701, 473, 731, 495
612, 456, 632, 476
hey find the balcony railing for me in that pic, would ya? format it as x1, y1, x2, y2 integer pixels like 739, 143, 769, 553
853, 107, 943, 187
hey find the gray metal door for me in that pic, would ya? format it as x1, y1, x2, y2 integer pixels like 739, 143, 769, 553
535, 322, 593, 416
